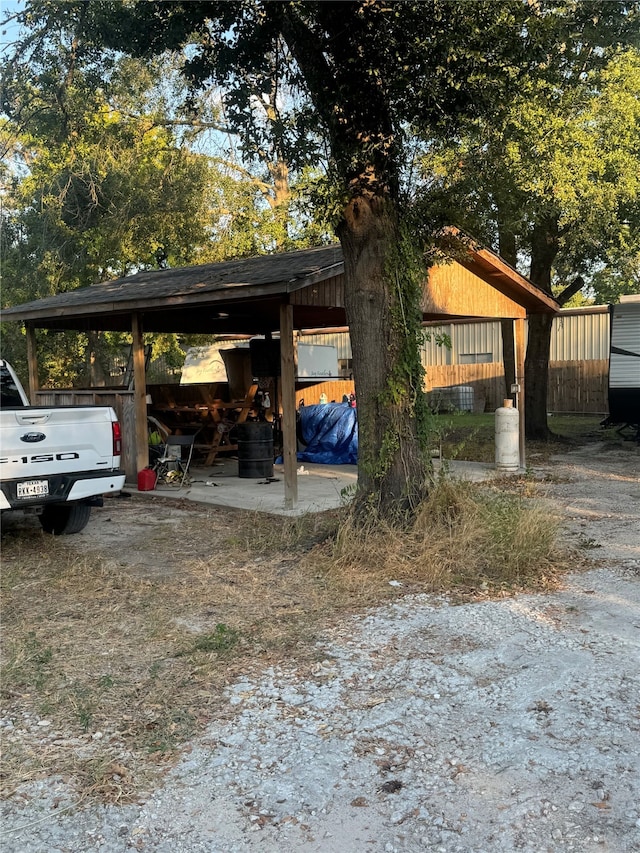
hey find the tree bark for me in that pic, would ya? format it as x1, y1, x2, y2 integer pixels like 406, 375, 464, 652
87, 331, 108, 386
498, 220, 518, 399
338, 196, 430, 517
525, 312, 555, 439
525, 216, 559, 440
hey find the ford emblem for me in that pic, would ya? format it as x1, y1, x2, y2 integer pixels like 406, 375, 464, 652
20, 432, 46, 443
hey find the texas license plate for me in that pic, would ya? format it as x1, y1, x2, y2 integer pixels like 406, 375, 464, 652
17, 480, 49, 498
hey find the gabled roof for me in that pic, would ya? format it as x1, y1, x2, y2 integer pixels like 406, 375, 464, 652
1, 240, 557, 335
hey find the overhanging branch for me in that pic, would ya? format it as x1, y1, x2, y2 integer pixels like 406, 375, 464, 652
556, 276, 584, 306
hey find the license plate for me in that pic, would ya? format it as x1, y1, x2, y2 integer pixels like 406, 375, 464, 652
17, 480, 49, 498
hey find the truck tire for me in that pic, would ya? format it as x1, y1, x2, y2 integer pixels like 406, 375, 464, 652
39, 502, 92, 535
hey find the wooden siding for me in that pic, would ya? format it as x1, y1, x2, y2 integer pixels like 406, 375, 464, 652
291, 274, 345, 307
296, 381, 355, 407
34, 389, 137, 481
425, 364, 506, 411
297, 367, 507, 412
425, 263, 527, 318
295, 362, 608, 415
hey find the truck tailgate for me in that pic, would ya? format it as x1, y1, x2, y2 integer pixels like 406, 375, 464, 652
0, 406, 119, 479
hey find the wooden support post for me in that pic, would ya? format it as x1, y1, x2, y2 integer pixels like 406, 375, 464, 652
25, 324, 39, 403
515, 317, 526, 470
131, 313, 149, 476
279, 301, 298, 509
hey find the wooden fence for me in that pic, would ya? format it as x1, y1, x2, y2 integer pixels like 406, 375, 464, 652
34, 389, 137, 481
547, 360, 608, 414
297, 361, 609, 415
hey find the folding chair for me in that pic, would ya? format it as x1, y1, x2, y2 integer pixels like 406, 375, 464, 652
154, 433, 198, 488
147, 415, 171, 465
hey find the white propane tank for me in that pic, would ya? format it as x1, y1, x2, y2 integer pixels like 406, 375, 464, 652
495, 399, 520, 472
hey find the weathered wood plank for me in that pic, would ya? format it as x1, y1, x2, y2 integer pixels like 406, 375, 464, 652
280, 302, 298, 509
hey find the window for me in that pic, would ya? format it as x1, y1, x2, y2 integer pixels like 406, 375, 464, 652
338, 358, 353, 379
459, 352, 493, 365
0, 366, 26, 407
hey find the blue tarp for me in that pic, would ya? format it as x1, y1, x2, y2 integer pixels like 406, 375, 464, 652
297, 402, 358, 464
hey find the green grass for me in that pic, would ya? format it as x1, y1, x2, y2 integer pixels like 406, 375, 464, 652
435, 412, 614, 463
178, 623, 242, 656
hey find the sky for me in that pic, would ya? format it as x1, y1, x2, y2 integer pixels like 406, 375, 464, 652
0, 0, 23, 59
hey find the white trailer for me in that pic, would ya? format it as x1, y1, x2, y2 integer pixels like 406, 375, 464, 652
606, 295, 640, 436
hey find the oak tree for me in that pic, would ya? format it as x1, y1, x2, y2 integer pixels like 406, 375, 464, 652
420, 28, 640, 438
19, 0, 556, 518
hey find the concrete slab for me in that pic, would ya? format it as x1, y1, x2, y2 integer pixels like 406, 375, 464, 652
128, 457, 499, 516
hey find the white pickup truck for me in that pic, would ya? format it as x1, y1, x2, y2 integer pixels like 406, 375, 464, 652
0, 358, 126, 534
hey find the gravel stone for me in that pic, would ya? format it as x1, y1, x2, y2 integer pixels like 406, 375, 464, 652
1, 444, 639, 852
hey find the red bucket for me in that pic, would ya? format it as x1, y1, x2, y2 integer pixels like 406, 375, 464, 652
137, 467, 157, 491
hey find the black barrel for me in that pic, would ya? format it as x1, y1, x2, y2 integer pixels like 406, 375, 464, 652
236, 422, 274, 479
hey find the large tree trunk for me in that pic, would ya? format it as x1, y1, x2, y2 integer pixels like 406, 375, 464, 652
525, 312, 554, 439
277, 3, 432, 518
525, 216, 559, 440
338, 195, 430, 517
498, 220, 518, 399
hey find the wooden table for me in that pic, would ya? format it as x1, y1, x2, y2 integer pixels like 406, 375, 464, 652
151, 384, 258, 466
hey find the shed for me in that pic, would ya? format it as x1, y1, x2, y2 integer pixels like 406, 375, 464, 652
1, 239, 559, 507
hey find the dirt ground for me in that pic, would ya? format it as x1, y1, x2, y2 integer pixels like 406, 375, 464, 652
1, 439, 639, 853
529, 441, 640, 564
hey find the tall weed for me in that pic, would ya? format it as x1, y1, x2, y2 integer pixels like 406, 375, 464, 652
329, 477, 560, 592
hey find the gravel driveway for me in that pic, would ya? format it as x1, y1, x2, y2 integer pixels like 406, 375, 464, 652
2, 442, 639, 853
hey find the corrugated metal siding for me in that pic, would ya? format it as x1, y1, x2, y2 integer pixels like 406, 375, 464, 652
299, 331, 352, 361
550, 312, 609, 361
452, 321, 502, 363
208, 307, 610, 367
422, 324, 452, 365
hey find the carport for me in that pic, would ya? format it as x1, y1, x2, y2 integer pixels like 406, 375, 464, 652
1, 238, 559, 508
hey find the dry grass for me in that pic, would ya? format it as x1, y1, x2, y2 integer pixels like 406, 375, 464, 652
1, 479, 564, 804
0, 507, 346, 803
325, 476, 561, 598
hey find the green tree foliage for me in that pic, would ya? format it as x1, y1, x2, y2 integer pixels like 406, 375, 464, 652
6, 1, 638, 511
2, 47, 217, 281
420, 35, 640, 438
25, 0, 559, 519
0, 39, 218, 382
0, 16, 329, 385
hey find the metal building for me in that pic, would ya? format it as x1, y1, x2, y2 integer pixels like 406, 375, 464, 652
300, 306, 610, 368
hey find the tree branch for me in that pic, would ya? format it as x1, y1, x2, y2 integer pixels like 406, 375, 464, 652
556, 275, 585, 306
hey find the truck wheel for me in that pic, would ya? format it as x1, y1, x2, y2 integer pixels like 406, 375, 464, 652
40, 503, 92, 535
